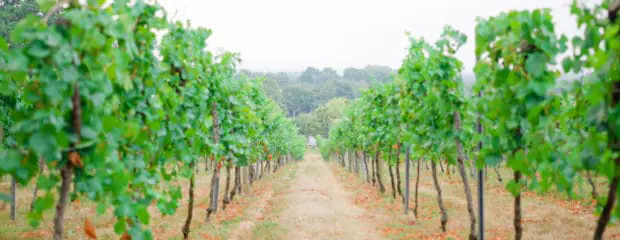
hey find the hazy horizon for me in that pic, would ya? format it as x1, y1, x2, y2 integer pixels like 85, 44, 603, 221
158, 0, 581, 74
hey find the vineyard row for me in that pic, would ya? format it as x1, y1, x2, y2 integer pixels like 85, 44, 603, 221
0, 1, 306, 239
320, 2, 620, 240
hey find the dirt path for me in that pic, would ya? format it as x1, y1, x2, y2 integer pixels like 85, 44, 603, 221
274, 153, 380, 240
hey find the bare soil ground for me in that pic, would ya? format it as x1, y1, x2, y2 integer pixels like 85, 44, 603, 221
272, 152, 383, 240
3, 153, 620, 240
0, 163, 297, 240
331, 159, 620, 240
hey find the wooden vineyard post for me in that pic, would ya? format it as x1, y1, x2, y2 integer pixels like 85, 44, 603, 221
10, 177, 16, 221
404, 146, 411, 215
477, 90, 484, 240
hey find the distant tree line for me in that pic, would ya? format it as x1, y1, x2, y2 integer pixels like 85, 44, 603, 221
294, 97, 349, 138
238, 65, 395, 118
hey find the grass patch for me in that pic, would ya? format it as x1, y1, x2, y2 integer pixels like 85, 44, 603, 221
252, 221, 284, 239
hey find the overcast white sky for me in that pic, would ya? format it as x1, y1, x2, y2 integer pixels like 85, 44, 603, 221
157, 0, 580, 74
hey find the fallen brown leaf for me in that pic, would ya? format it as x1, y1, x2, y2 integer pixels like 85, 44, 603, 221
84, 218, 97, 239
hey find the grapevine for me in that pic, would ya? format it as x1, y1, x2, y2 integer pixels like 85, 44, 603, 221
0, 1, 305, 239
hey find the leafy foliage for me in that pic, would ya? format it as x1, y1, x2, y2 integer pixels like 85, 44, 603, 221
0, 0, 305, 238
323, 2, 620, 238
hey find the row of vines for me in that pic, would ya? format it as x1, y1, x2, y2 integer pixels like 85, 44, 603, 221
319, 1, 620, 239
0, 0, 306, 239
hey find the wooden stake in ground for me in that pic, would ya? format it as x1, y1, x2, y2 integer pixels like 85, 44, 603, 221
258, 159, 263, 179
512, 122, 524, 240
230, 166, 241, 202
10, 177, 15, 221
265, 160, 271, 174
371, 151, 376, 186
388, 164, 396, 199
206, 103, 221, 222
404, 147, 411, 215
236, 166, 242, 195
396, 153, 402, 198
54, 83, 81, 240
454, 110, 477, 240
374, 148, 385, 193
352, 151, 356, 173
388, 148, 397, 199
182, 163, 196, 240
273, 156, 279, 172
363, 152, 370, 183
414, 157, 421, 218
353, 150, 359, 174
223, 159, 232, 210
431, 161, 448, 232
586, 171, 598, 200
249, 164, 255, 190
514, 170, 522, 240
349, 150, 354, 172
